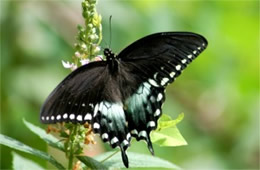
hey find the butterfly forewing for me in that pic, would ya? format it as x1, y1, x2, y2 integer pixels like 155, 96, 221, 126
40, 61, 108, 124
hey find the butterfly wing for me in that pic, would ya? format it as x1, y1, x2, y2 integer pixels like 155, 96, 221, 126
40, 61, 132, 167
118, 32, 208, 153
40, 61, 107, 124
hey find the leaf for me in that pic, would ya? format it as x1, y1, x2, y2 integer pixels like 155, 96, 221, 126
95, 151, 181, 169
0, 134, 65, 169
151, 126, 187, 147
23, 119, 64, 151
157, 113, 184, 130
12, 152, 44, 170
77, 156, 108, 170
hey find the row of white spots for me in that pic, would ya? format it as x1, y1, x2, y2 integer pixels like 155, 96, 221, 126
102, 132, 131, 145
41, 112, 93, 122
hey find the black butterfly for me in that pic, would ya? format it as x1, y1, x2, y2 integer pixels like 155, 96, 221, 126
40, 32, 207, 168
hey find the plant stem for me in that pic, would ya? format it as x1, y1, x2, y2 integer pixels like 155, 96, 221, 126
68, 125, 78, 169
100, 150, 120, 163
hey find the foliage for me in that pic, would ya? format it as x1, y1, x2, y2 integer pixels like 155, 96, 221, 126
1, 0, 259, 169
0, 118, 184, 169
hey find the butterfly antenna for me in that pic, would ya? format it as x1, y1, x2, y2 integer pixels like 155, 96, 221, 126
103, 39, 108, 48
109, 15, 112, 49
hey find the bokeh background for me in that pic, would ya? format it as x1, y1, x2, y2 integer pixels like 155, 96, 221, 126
1, 0, 259, 169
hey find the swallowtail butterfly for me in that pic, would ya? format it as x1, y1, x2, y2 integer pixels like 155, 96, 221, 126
40, 32, 208, 168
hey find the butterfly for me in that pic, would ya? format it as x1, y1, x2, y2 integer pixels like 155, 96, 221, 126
40, 32, 208, 168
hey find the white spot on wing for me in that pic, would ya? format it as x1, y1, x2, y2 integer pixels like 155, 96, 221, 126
148, 79, 159, 87
63, 113, 68, 119
89, 103, 94, 108
94, 104, 99, 117
126, 133, 131, 141
82, 103, 86, 107
147, 121, 156, 128
150, 96, 156, 103
153, 72, 158, 80
41, 116, 45, 120
102, 133, 109, 140
198, 47, 201, 50
181, 59, 187, 64
131, 129, 138, 135
56, 115, 61, 120
93, 122, 100, 129
51, 116, 54, 120
187, 54, 192, 59
170, 72, 175, 78
138, 130, 147, 138
122, 140, 129, 146
161, 77, 169, 86
69, 114, 75, 120
157, 93, 163, 101
76, 115, 82, 121
46, 116, 49, 120
176, 65, 181, 71
193, 50, 197, 54
154, 109, 161, 117
84, 113, 92, 120
111, 137, 119, 145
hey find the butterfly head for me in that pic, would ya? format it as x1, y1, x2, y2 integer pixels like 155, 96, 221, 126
104, 48, 118, 73
104, 48, 116, 61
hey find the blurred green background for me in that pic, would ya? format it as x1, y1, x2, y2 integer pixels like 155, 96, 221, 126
1, 0, 259, 169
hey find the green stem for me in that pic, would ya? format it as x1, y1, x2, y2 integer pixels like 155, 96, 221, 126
68, 125, 78, 169
100, 150, 120, 163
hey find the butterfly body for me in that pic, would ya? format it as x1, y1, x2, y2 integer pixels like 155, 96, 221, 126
40, 32, 208, 168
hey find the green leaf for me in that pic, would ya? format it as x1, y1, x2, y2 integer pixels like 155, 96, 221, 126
23, 119, 64, 151
77, 156, 108, 170
157, 113, 184, 130
0, 134, 65, 169
95, 151, 181, 169
12, 152, 44, 170
151, 126, 187, 147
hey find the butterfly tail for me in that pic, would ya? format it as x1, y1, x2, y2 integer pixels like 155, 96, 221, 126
120, 145, 129, 168
146, 134, 154, 155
